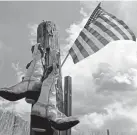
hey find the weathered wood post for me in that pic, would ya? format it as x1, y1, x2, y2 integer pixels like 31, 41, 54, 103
30, 20, 64, 135
64, 76, 72, 135
107, 129, 110, 135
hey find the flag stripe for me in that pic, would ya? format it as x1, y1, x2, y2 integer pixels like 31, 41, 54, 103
75, 38, 89, 58
83, 27, 107, 49
106, 13, 136, 41
80, 31, 99, 52
103, 14, 133, 40
89, 23, 114, 42
94, 20, 120, 40
69, 48, 79, 64
99, 15, 130, 40
82, 28, 104, 49
97, 18, 126, 40
71, 42, 85, 62
77, 35, 95, 54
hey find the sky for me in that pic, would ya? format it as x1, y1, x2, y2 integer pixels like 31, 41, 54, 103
0, 1, 137, 135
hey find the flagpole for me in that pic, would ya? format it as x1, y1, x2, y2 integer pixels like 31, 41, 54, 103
61, 52, 69, 67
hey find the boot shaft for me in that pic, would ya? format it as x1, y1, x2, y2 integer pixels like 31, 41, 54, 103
24, 43, 44, 82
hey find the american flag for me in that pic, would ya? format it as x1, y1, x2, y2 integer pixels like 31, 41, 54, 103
69, 3, 136, 64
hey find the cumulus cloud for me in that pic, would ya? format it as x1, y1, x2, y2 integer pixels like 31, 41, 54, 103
14, 99, 31, 121
92, 63, 137, 94
68, 48, 137, 134
0, 98, 31, 121
11, 62, 25, 82
72, 101, 137, 135
27, 23, 38, 45
9, 63, 31, 119
80, 7, 88, 18
64, 9, 88, 51
62, 1, 137, 135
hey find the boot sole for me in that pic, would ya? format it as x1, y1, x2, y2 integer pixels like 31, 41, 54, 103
50, 119, 80, 131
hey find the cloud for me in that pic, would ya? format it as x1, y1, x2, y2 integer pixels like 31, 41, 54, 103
81, 1, 137, 35
72, 101, 137, 135
64, 9, 88, 51
11, 62, 25, 82
69, 52, 137, 133
80, 7, 88, 18
1, 60, 31, 119
92, 63, 137, 94
0, 98, 31, 121
27, 23, 38, 45
14, 99, 31, 121
62, 2, 137, 135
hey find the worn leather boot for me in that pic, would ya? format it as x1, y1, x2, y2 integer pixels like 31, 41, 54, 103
31, 68, 79, 131
50, 117, 79, 131
31, 109, 79, 132
0, 43, 44, 102
0, 80, 41, 101
46, 105, 80, 131
25, 43, 44, 104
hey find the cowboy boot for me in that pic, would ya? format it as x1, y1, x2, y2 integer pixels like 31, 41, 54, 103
31, 104, 55, 134
25, 43, 45, 104
31, 63, 79, 131
47, 105, 80, 131
31, 104, 79, 131
50, 117, 79, 131
0, 79, 42, 101
0, 43, 44, 102
48, 64, 80, 130
25, 44, 55, 104
31, 112, 79, 132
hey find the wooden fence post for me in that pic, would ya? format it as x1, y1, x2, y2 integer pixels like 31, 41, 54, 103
30, 21, 63, 135
64, 76, 72, 135
107, 129, 110, 135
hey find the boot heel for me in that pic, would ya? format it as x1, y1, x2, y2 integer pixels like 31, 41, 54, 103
32, 128, 46, 132
26, 91, 41, 104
